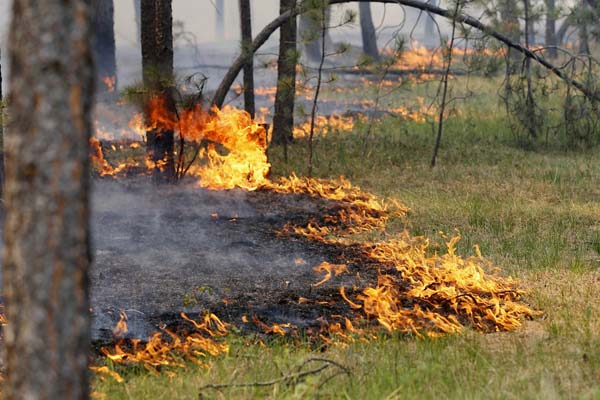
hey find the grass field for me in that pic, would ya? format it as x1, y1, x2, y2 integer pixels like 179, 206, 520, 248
93, 76, 600, 399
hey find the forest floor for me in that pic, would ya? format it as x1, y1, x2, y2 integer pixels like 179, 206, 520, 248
92, 75, 600, 399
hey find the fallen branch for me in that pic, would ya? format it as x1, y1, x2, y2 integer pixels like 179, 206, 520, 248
211, 0, 599, 109
198, 358, 350, 393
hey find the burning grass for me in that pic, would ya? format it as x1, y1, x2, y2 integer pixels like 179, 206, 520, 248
88, 98, 539, 382
88, 71, 600, 397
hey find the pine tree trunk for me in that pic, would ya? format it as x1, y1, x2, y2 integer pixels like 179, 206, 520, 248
239, 0, 255, 117
0, 49, 4, 197
93, 0, 117, 96
4, 1, 94, 398
272, 0, 298, 147
134, 0, 142, 44
359, 2, 379, 60
299, 3, 332, 63
141, 0, 176, 182
545, 0, 557, 58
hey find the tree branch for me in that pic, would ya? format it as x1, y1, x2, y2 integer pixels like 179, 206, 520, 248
211, 0, 599, 109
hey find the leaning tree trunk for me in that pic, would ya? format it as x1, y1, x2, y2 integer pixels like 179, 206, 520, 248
544, 0, 557, 58
239, 0, 256, 117
93, 0, 117, 96
4, 0, 94, 398
359, 2, 379, 60
141, 0, 176, 182
272, 0, 298, 148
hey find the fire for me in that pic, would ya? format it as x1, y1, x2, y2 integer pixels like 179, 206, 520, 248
102, 76, 116, 93
312, 262, 349, 287
97, 312, 229, 379
385, 42, 506, 71
89, 100, 537, 343
293, 114, 358, 139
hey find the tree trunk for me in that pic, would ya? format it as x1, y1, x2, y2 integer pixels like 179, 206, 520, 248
498, 0, 521, 74
579, 23, 590, 54
216, 0, 225, 39
423, 0, 438, 45
239, 0, 256, 117
544, 0, 557, 58
134, 0, 142, 44
272, 0, 298, 147
299, 2, 332, 63
0, 49, 4, 197
141, 0, 176, 182
4, 1, 94, 398
359, 2, 379, 60
93, 0, 117, 96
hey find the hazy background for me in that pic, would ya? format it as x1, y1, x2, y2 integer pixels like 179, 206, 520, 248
0, 1, 444, 94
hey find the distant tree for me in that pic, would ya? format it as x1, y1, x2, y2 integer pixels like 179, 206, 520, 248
93, 0, 117, 95
141, 0, 176, 182
134, 0, 142, 43
544, 0, 557, 58
216, 0, 225, 39
423, 0, 438, 41
239, 0, 256, 117
4, 0, 94, 398
299, 1, 332, 63
272, 0, 298, 150
359, 2, 379, 60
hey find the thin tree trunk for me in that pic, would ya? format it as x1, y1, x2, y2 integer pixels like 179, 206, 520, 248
216, 0, 225, 39
4, 1, 94, 398
0, 49, 4, 197
141, 0, 176, 182
93, 0, 117, 96
359, 2, 379, 60
134, 0, 141, 44
299, 3, 332, 63
272, 0, 298, 154
578, 2, 590, 55
239, 0, 256, 117
545, 0, 557, 58
431, 0, 459, 167
308, 1, 327, 177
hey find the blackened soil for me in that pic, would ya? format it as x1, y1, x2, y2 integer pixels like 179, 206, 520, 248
91, 179, 379, 343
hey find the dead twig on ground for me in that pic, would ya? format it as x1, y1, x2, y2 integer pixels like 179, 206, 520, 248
198, 357, 350, 395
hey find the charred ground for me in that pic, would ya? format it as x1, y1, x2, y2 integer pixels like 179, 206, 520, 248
90, 178, 380, 344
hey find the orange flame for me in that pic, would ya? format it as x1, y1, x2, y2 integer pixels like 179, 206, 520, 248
312, 262, 349, 287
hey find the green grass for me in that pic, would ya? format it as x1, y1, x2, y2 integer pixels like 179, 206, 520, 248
93, 76, 600, 399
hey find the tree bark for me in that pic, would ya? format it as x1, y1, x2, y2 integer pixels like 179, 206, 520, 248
141, 0, 176, 182
239, 0, 256, 117
359, 2, 379, 60
93, 0, 117, 96
4, 0, 94, 398
272, 0, 298, 147
0, 49, 4, 197
544, 0, 557, 58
